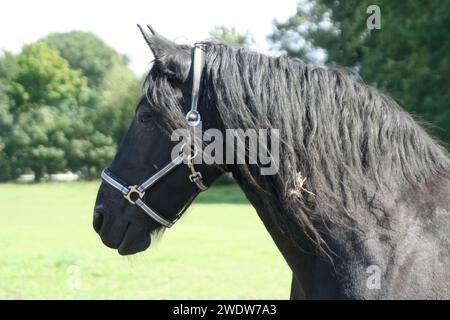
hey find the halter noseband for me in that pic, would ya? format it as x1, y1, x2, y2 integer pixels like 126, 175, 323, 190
100, 46, 207, 228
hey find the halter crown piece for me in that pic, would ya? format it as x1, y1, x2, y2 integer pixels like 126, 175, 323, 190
186, 45, 204, 127
100, 45, 207, 228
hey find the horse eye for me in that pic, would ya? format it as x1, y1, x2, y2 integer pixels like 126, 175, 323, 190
139, 112, 153, 123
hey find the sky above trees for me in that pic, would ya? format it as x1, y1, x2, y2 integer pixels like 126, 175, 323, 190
0, 0, 297, 75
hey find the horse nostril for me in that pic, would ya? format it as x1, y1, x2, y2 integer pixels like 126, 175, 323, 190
93, 210, 104, 233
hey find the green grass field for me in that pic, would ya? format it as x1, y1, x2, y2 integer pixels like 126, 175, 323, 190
0, 182, 291, 299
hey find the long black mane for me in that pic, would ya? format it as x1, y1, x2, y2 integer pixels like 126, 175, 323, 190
145, 42, 450, 253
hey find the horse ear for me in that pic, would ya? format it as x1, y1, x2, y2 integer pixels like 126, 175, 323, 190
137, 24, 177, 59
146, 25, 157, 36
137, 24, 191, 81
137, 24, 162, 56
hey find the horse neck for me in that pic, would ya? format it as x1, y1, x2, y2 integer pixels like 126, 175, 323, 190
237, 161, 450, 298
231, 170, 344, 298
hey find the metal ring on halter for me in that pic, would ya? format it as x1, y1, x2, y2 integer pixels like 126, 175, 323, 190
179, 143, 187, 155
179, 142, 199, 161
124, 185, 145, 205
186, 110, 201, 127
187, 146, 199, 161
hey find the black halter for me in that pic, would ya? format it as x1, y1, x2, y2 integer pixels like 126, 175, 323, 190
100, 46, 207, 228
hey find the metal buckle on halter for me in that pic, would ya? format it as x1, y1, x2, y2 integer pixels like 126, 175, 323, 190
124, 185, 145, 204
189, 172, 203, 183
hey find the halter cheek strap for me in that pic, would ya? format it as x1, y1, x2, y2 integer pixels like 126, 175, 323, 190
100, 45, 208, 228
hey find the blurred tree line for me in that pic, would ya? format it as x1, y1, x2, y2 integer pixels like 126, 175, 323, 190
270, 0, 450, 148
3, 7, 447, 183
209, 25, 255, 46
0, 31, 140, 181
0, 27, 250, 182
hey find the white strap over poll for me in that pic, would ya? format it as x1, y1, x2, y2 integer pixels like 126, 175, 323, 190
185, 46, 204, 127
100, 45, 207, 228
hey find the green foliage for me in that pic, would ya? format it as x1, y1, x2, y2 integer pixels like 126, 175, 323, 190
0, 51, 17, 78
6, 104, 118, 182
0, 52, 20, 115
0, 33, 140, 182
270, 0, 450, 146
11, 108, 67, 180
210, 25, 255, 46
1, 42, 87, 120
13, 42, 87, 110
0, 52, 19, 180
45, 31, 128, 87
94, 63, 141, 143
0, 135, 15, 181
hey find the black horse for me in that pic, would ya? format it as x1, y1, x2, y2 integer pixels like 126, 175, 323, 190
94, 26, 450, 299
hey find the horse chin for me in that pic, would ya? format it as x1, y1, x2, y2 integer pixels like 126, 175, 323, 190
93, 210, 151, 255
117, 233, 151, 256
